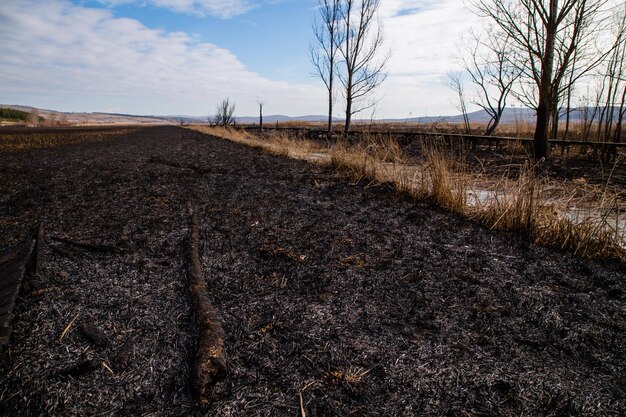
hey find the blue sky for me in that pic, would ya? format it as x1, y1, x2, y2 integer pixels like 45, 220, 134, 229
0, 0, 485, 118
74, 0, 315, 83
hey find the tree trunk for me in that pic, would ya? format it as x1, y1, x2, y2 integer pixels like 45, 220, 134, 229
614, 85, 626, 143
344, 98, 352, 135
551, 104, 559, 140
534, 96, 551, 159
596, 104, 607, 142
533, 0, 557, 160
564, 88, 572, 140
328, 64, 333, 141
327, 101, 333, 141
344, 71, 353, 135
485, 112, 502, 136
259, 104, 263, 133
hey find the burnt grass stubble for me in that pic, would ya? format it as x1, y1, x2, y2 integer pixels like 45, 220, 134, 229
0, 126, 624, 416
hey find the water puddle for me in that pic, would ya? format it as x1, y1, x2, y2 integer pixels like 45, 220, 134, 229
465, 186, 626, 244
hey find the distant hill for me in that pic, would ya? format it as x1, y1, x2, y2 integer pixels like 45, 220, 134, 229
235, 108, 595, 125
0, 104, 172, 126
399, 107, 622, 125
230, 109, 537, 124
400, 108, 536, 124
1, 104, 620, 127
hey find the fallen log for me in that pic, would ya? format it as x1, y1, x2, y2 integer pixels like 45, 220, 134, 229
34, 223, 45, 277
185, 206, 227, 404
0, 239, 36, 347
23, 223, 46, 293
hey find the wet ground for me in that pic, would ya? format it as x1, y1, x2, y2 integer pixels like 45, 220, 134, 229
0, 126, 624, 416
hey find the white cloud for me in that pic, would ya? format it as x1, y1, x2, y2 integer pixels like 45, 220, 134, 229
375, 0, 621, 117
0, 0, 323, 115
98, 0, 255, 18
375, 0, 482, 117
1, 0, 563, 118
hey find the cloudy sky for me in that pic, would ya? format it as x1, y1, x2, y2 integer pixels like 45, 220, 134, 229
0, 0, 482, 118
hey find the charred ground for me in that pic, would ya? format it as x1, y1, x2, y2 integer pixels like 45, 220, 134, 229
0, 126, 624, 416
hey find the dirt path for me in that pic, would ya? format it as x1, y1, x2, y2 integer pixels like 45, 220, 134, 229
0, 126, 624, 416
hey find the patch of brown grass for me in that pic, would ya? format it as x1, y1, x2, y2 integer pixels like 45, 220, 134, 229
421, 142, 468, 212
189, 125, 326, 161
325, 366, 371, 385
0, 128, 136, 152
329, 134, 404, 184
338, 254, 367, 268
472, 164, 539, 235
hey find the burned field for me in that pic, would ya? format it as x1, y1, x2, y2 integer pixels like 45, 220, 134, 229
0, 126, 624, 416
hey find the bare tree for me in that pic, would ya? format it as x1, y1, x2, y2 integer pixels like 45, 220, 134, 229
580, 82, 603, 140
459, 29, 520, 136
552, 4, 615, 140
447, 72, 472, 133
562, 46, 581, 139
311, 0, 342, 140
600, 6, 626, 143
336, 0, 388, 134
257, 99, 264, 133
574, 5, 625, 143
212, 98, 236, 127
471, 0, 611, 158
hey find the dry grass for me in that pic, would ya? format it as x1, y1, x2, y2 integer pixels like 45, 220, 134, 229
472, 164, 539, 236
325, 366, 372, 385
189, 125, 626, 261
329, 134, 405, 184
0, 128, 136, 152
468, 161, 626, 259
421, 143, 468, 212
538, 188, 625, 259
495, 120, 536, 138
190, 125, 327, 161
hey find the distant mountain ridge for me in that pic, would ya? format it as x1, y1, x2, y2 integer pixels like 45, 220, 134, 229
160, 109, 539, 124
1, 104, 620, 126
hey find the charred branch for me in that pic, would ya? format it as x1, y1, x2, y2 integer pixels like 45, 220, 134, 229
185, 205, 227, 404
